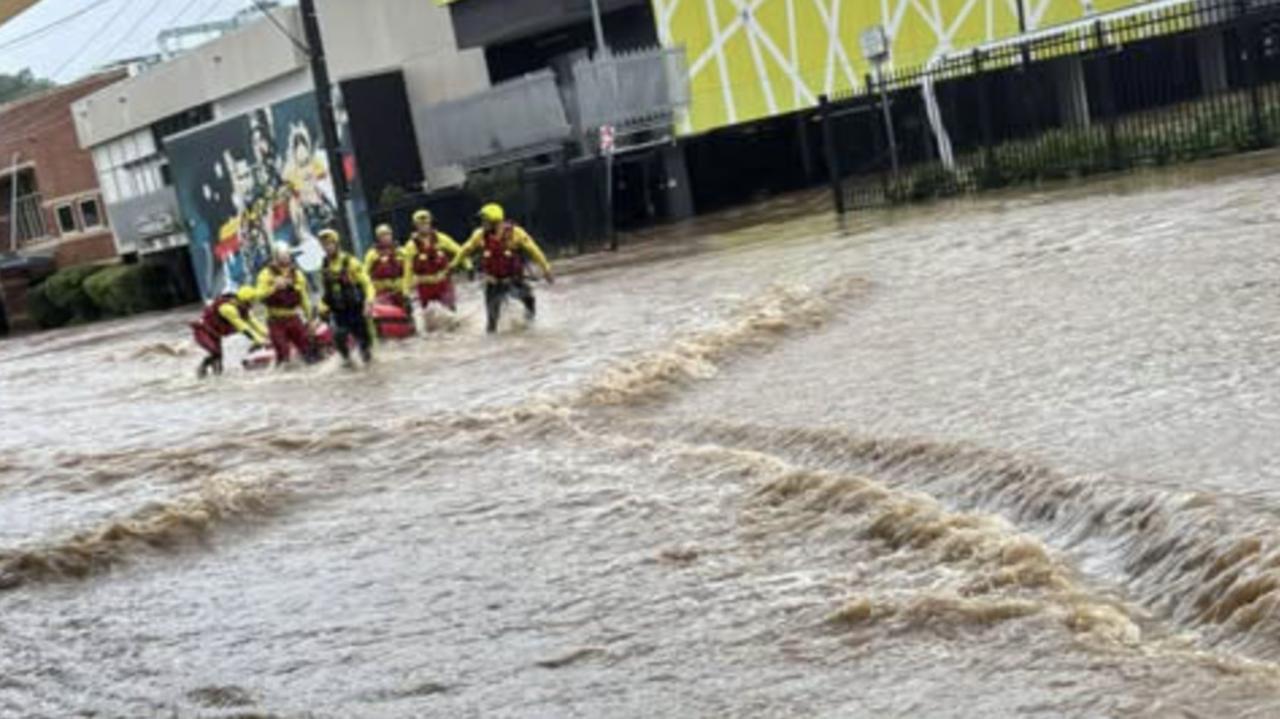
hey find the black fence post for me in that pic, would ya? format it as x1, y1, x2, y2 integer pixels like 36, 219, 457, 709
819, 94, 847, 215
975, 50, 996, 182
559, 149, 584, 254
1238, 1, 1267, 147
1093, 21, 1122, 170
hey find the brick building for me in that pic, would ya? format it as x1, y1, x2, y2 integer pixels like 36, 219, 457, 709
0, 71, 126, 333
0, 70, 126, 268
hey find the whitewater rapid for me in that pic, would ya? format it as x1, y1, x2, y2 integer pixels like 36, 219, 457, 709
3, 155, 1280, 717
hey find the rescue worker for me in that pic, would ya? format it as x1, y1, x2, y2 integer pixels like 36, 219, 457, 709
318, 229, 376, 366
402, 209, 466, 314
364, 224, 408, 308
451, 203, 555, 334
191, 285, 267, 377
255, 242, 316, 365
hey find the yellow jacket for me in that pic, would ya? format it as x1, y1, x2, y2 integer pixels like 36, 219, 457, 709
402, 230, 467, 286
364, 247, 408, 296
318, 252, 375, 316
218, 301, 267, 344
452, 224, 552, 280
255, 265, 313, 320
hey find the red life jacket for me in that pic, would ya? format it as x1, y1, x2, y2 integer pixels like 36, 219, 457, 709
412, 232, 450, 278
482, 223, 524, 279
202, 294, 246, 337
264, 266, 303, 310
370, 248, 403, 283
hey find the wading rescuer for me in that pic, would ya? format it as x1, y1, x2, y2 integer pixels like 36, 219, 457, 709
364, 224, 408, 308
402, 209, 466, 314
191, 286, 267, 377
256, 243, 316, 365
318, 229, 376, 366
452, 203, 554, 333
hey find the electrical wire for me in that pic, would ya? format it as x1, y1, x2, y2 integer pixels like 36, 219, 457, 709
68, 0, 169, 79
0, 0, 116, 54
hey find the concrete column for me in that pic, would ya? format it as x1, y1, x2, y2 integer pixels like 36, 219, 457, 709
1197, 31, 1229, 96
1055, 56, 1091, 128
660, 143, 694, 221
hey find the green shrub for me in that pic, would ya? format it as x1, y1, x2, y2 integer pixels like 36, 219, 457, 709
39, 265, 104, 323
26, 282, 73, 329
83, 263, 180, 317
378, 184, 410, 210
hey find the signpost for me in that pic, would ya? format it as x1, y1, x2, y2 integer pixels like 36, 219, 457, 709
600, 124, 617, 251
860, 25, 899, 177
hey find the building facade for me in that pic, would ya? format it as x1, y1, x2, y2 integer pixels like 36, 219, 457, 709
72, 0, 488, 299
0, 71, 126, 268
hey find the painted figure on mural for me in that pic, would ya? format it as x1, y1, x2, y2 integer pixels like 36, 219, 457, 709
170, 93, 339, 299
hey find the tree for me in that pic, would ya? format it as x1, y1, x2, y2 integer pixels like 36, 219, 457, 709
0, 69, 55, 106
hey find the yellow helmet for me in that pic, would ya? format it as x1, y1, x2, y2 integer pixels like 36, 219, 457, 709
318, 228, 340, 244
375, 224, 394, 238
412, 209, 432, 224
478, 203, 505, 224
235, 286, 257, 304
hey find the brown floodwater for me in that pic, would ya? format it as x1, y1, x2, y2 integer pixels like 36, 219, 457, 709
3, 153, 1280, 717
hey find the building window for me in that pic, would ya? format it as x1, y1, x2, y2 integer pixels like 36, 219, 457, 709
55, 204, 78, 235
80, 198, 103, 229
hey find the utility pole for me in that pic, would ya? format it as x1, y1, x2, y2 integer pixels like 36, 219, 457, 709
297, 0, 352, 241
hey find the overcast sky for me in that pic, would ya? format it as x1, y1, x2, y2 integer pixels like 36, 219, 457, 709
0, 0, 278, 82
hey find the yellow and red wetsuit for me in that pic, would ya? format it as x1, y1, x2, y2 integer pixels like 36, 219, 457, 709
453, 222, 552, 332
255, 264, 314, 363
191, 294, 267, 359
402, 229, 465, 311
363, 246, 407, 307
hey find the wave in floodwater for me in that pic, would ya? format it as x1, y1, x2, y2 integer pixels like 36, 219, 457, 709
128, 342, 190, 360
565, 426, 1142, 649
0, 474, 287, 591
603, 418, 1280, 661
573, 277, 870, 408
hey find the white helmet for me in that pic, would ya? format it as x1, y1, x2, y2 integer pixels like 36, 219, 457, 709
273, 242, 294, 264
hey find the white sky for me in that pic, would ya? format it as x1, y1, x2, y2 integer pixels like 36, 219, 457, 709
0, 0, 278, 82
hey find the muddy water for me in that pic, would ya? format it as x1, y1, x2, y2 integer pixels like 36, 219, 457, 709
4, 155, 1280, 717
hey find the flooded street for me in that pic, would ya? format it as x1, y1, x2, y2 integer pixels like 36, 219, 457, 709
5, 154, 1280, 717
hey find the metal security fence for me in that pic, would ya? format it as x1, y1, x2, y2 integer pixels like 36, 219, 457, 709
416, 71, 573, 172
574, 46, 691, 136
371, 154, 611, 260
822, 0, 1280, 211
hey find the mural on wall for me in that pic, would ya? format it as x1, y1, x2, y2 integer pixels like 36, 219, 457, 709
168, 92, 338, 299
653, 0, 1143, 133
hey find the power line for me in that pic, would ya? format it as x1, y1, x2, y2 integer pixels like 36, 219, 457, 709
192, 0, 237, 25
0, 0, 116, 55
48, 0, 140, 81
73, 0, 170, 79
152, 0, 205, 55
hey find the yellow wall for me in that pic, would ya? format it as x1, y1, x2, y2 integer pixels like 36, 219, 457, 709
653, 0, 1145, 133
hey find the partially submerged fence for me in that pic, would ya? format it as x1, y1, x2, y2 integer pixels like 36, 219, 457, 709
822, 0, 1280, 211
372, 156, 610, 260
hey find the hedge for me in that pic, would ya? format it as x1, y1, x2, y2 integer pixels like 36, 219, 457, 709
26, 282, 73, 329
83, 263, 180, 317
42, 264, 104, 324
27, 262, 182, 330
